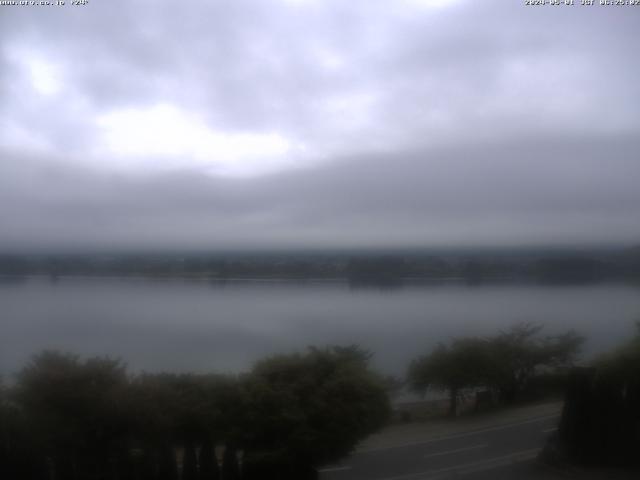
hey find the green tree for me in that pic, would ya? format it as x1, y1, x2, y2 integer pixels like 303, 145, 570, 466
408, 337, 492, 417
408, 325, 584, 415
14, 351, 129, 479
241, 345, 390, 478
592, 321, 640, 403
1, 377, 44, 479
127, 372, 242, 479
489, 323, 584, 403
553, 323, 640, 466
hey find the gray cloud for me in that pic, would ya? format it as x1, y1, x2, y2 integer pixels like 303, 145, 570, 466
1, 132, 639, 250
0, 0, 639, 250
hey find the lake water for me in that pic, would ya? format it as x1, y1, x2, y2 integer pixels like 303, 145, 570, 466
1, 277, 639, 377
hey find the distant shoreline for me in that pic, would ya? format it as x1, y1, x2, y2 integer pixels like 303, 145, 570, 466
1, 247, 638, 285
1, 273, 638, 288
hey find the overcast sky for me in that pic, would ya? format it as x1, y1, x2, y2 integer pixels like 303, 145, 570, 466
1, 0, 639, 251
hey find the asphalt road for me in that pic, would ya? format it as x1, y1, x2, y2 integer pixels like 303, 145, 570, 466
318, 413, 561, 480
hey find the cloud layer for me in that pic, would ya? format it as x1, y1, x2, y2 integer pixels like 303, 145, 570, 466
1, 0, 639, 249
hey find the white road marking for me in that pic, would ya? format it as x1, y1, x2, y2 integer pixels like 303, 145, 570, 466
374, 448, 540, 480
357, 413, 559, 454
318, 466, 352, 473
542, 427, 557, 433
423, 443, 487, 459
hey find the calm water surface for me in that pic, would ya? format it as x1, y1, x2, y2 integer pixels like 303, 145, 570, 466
1, 277, 639, 376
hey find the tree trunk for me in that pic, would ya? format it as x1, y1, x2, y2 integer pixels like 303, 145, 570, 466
448, 387, 458, 417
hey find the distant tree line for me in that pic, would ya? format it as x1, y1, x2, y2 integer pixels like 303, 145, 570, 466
1, 247, 639, 284
0, 346, 390, 480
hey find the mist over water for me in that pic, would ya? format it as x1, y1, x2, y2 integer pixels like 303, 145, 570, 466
2, 277, 638, 377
